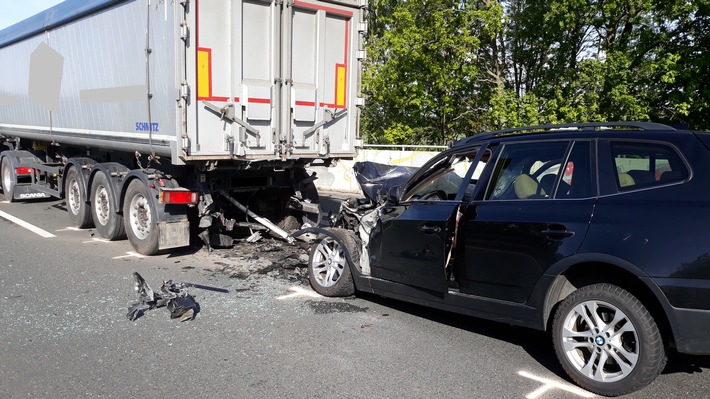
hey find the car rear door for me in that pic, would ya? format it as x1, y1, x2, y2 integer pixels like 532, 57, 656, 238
455, 140, 597, 303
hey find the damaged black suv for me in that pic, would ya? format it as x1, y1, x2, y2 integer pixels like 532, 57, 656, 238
305, 122, 710, 396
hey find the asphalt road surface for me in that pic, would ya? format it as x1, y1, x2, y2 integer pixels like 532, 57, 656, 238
1, 194, 709, 398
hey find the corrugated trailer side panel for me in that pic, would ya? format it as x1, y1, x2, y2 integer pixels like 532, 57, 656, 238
0, 0, 180, 161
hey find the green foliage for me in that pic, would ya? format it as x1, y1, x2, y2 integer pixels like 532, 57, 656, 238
361, 0, 710, 144
362, 0, 495, 145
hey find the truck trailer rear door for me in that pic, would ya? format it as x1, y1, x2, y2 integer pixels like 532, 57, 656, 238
286, 0, 360, 159
185, 0, 361, 161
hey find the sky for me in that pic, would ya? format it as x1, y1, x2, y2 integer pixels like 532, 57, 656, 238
0, 0, 65, 31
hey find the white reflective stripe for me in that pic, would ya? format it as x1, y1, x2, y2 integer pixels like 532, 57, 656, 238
518, 370, 595, 398
0, 210, 56, 238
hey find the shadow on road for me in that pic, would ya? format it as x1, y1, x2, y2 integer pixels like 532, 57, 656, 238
355, 291, 567, 378
355, 291, 710, 383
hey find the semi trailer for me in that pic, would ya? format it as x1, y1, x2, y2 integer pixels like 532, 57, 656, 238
0, 0, 364, 254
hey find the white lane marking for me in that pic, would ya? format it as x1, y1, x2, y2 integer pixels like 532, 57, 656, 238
519, 370, 595, 398
56, 227, 83, 232
113, 252, 145, 259
82, 238, 111, 244
276, 286, 321, 300
0, 210, 56, 238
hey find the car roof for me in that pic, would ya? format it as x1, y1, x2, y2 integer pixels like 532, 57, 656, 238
453, 122, 691, 148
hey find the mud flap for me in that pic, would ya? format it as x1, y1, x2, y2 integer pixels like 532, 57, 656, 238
158, 220, 190, 250
12, 185, 52, 200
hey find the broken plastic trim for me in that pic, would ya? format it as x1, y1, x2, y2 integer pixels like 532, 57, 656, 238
126, 272, 228, 322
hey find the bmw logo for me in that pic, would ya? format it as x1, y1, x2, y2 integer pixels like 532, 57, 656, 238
595, 336, 606, 346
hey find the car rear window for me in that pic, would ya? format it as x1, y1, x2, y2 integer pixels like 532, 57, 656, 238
611, 141, 689, 190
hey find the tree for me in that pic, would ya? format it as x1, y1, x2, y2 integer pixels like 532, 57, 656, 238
362, 0, 499, 145
361, 0, 710, 145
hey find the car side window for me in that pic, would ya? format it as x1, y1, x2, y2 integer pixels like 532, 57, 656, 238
486, 141, 570, 200
611, 141, 689, 191
403, 150, 489, 202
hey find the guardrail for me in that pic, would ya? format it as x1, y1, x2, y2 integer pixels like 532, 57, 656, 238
359, 144, 448, 151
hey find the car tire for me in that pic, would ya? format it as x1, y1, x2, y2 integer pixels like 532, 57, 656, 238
65, 166, 94, 228
552, 283, 667, 396
308, 228, 358, 297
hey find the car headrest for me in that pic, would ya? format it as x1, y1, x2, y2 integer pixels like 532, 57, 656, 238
618, 172, 635, 187
514, 174, 539, 199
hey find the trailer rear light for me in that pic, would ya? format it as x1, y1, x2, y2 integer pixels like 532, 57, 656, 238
159, 190, 198, 204
16, 167, 32, 175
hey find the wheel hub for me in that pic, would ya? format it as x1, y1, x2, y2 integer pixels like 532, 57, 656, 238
95, 187, 110, 225
312, 238, 344, 288
69, 181, 81, 214
129, 195, 151, 240
561, 299, 639, 383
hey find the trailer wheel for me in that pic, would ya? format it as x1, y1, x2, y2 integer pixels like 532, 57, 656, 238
90, 171, 126, 240
65, 166, 93, 228
123, 179, 159, 255
1, 157, 16, 202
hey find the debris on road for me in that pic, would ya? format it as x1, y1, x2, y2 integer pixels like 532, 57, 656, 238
200, 238, 312, 283
127, 272, 203, 322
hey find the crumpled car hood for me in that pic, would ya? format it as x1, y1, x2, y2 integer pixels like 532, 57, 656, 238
353, 161, 419, 203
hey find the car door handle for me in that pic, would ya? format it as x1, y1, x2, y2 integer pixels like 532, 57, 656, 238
541, 229, 575, 238
418, 224, 441, 234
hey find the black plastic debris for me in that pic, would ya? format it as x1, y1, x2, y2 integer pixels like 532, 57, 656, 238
127, 272, 200, 322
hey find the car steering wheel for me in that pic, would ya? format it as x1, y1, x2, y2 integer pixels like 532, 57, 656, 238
421, 190, 448, 200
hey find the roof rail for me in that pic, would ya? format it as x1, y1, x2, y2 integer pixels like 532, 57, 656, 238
460, 121, 677, 145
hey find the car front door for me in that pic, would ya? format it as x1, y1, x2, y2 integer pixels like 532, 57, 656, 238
455, 140, 597, 303
369, 146, 489, 293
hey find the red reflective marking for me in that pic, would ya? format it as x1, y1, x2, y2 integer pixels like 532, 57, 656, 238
294, 0, 353, 17
295, 100, 316, 106
248, 98, 271, 104
162, 191, 198, 204
338, 19, 349, 107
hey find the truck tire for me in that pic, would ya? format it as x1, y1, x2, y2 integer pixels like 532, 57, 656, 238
90, 171, 125, 240
123, 179, 159, 255
552, 283, 667, 396
308, 228, 358, 297
1, 157, 16, 202
65, 166, 93, 228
